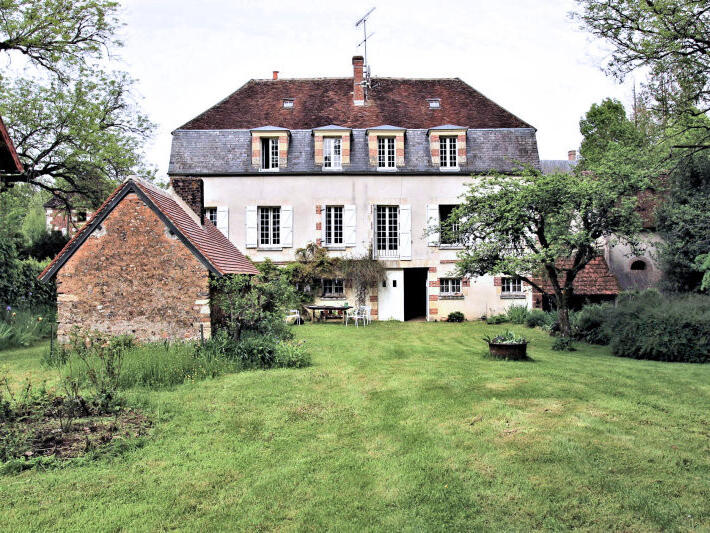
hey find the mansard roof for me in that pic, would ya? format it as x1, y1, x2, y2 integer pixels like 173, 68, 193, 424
178, 77, 534, 131
39, 178, 258, 282
169, 128, 540, 176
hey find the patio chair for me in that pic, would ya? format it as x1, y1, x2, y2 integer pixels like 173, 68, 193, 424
363, 305, 372, 325
346, 306, 367, 328
286, 308, 301, 325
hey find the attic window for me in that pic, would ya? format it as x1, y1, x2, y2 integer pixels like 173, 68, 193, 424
282, 99, 294, 109
427, 98, 441, 109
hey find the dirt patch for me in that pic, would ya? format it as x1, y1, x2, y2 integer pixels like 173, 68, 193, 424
1, 396, 151, 463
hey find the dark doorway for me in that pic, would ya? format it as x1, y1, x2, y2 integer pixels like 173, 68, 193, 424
404, 268, 428, 321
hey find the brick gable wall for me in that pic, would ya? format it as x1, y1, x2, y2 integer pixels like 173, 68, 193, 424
55, 193, 211, 343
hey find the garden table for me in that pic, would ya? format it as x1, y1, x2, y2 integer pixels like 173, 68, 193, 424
304, 304, 352, 324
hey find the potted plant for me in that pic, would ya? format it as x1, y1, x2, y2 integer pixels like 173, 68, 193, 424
483, 330, 529, 360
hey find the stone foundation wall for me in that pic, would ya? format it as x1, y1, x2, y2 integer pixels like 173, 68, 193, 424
56, 193, 211, 343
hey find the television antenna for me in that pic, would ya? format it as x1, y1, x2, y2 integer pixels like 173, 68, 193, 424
355, 7, 375, 84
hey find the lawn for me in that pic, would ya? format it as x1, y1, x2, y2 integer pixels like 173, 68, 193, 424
1, 322, 709, 531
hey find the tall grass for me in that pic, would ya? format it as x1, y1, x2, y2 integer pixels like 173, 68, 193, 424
62, 341, 236, 390
0, 306, 55, 351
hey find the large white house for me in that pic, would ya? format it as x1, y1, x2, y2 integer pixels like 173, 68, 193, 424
168, 56, 545, 321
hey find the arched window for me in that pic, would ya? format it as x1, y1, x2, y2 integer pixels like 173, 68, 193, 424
630, 260, 647, 271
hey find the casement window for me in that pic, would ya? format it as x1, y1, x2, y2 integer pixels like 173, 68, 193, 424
438, 204, 460, 245
377, 137, 396, 169
440, 278, 462, 295
258, 206, 280, 246
440, 136, 458, 168
375, 205, 399, 256
322, 278, 345, 298
261, 138, 279, 170
325, 205, 343, 246
204, 207, 218, 225
501, 277, 523, 294
323, 137, 342, 169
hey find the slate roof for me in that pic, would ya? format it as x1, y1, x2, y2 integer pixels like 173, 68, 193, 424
39, 178, 258, 282
169, 128, 540, 175
0, 116, 23, 174
535, 256, 621, 296
178, 78, 533, 131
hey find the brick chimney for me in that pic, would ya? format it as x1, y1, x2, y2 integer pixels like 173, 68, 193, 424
568, 150, 577, 161
170, 177, 204, 223
352, 56, 365, 106
272, 71, 279, 80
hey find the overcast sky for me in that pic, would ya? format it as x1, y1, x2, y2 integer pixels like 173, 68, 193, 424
119, 0, 633, 178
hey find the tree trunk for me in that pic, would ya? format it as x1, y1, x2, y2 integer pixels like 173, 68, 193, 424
556, 291, 572, 337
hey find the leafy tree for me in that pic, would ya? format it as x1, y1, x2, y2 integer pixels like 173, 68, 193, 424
211, 261, 298, 342
449, 169, 642, 337
283, 243, 340, 304
0, 0, 154, 207
574, 0, 710, 152
0, 0, 120, 80
656, 152, 710, 291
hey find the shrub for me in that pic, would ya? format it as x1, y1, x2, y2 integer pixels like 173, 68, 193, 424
506, 305, 529, 324
447, 311, 465, 323
572, 304, 612, 345
525, 309, 552, 329
274, 340, 311, 368
199, 331, 312, 372
486, 314, 508, 325
0, 306, 55, 350
552, 336, 576, 351
608, 291, 710, 363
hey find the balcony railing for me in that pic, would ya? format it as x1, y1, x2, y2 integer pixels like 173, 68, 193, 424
373, 247, 399, 259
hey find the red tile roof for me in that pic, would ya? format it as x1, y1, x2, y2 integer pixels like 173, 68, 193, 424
178, 78, 533, 131
0, 116, 23, 174
39, 178, 258, 281
535, 256, 620, 296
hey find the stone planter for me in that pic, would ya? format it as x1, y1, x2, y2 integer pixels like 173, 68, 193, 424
487, 342, 528, 360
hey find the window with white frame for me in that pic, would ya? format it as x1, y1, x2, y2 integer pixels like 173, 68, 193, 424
323, 137, 342, 169
322, 278, 344, 298
440, 136, 458, 168
204, 207, 217, 225
261, 138, 279, 170
325, 205, 343, 246
258, 206, 280, 246
375, 205, 398, 255
440, 278, 462, 295
501, 277, 523, 294
377, 137, 396, 169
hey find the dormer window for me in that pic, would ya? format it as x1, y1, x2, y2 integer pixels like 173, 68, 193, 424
377, 137, 396, 169
261, 138, 279, 170
282, 98, 294, 109
323, 137, 342, 169
440, 136, 458, 168
427, 98, 441, 109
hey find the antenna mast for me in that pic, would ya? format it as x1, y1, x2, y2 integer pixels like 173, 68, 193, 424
355, 7, 375, 96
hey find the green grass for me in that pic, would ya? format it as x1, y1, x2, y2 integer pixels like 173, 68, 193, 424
1, 322, 709, 531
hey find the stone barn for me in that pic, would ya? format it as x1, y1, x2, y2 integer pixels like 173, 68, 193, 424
39, 178, 258, 343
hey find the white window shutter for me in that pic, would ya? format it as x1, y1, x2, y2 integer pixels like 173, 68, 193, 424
426, 204, 439, 246
281, 205, 293, 247
321, 208, 326, 243
344, 204, 357, 247
246, 206, 257, 248
399, 204, 412, 260
216, 206, 229, 239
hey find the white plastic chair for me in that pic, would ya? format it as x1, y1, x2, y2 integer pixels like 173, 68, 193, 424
346, 306, 367, 327
363, 305, 372, 324
286, 309, 301, 325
